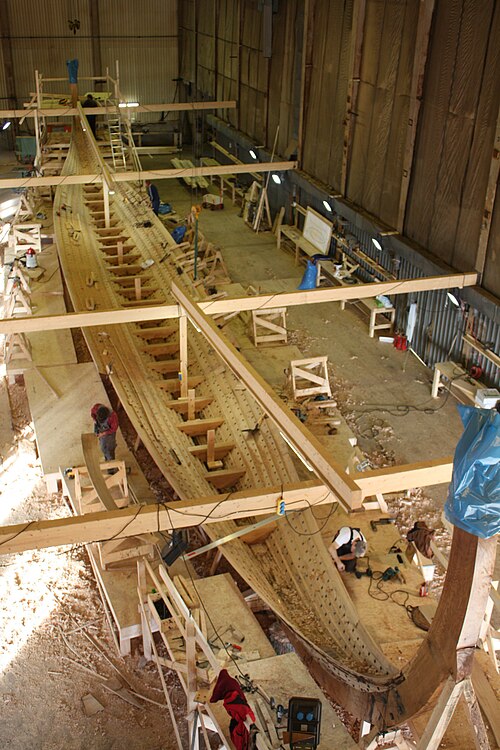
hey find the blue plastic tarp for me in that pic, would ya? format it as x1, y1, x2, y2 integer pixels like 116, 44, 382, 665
66, 59, 79, 84
297, 260, 317, 290
444, 405, 500, 539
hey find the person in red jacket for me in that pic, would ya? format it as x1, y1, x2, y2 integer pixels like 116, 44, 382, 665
210, 669, 258, 749
90, 403, 118, 462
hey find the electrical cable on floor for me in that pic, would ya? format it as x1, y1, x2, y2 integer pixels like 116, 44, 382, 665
352, 371, 464, 419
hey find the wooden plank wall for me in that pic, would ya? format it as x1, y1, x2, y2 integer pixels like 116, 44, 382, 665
301, 0, 353, 187
345, 1, 419, 225
405, 0, 500, 297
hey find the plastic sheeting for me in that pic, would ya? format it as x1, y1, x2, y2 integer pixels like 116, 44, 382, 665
444, 405, 500, 539
298, 260, 317, 290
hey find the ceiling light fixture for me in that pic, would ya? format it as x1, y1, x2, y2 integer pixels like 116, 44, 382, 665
322, 200, 332, 212
2, 121, 11, 131
249, 149, 257, 160
118, 102, 139, 108
372, 237, 383, 252
447, 291, 460, 307
271, 174, 281, 185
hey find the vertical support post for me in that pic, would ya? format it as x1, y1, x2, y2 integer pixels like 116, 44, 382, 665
340, 0, 366, 195
206, 429, 215, 465
179, 312, 188, 399
416, 677, 465, 750
396, 0, 435, 232
187, 388, 196, 421
463, 679, 492, 750
297, 0, 312, 169
114, 60, 120, 101
475, 104, 500, 279
103, 181, 110, 228
137, 560, 152, 661
186, 618, 198, 748
134, 277, 142, 301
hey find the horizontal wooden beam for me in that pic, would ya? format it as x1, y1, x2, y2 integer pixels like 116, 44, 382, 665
0, 480, 333, 555
188, 273, 478, 315
0, 454, 454, 555
0, 273, 478, 336
172, 281, 361, 510
111, 160, 297, 183
0, 100, 237, 119
351, 457, 453, 499
0, 160, 297, 190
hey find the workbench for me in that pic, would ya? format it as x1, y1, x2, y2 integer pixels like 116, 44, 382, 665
277, 223, 320, 265
317, 259, 396, 338
200, 157, 242, 204
431, 360, 484, 402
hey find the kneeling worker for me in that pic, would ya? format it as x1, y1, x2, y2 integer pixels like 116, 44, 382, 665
329, 526, 367, 573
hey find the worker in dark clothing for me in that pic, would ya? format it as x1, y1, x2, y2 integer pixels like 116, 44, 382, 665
145, 179, 160, 215
329, 526, 367, 573
82, 93, 98, 138
91, 403, 118, 462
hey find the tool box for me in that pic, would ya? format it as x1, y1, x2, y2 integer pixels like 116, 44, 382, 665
202, 193, 224, 210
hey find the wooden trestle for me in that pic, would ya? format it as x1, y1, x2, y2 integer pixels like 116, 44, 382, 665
50, 123, 497, 730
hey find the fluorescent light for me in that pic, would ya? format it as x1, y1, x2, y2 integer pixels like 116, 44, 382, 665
271, 174, 281, 185
2, 121, 11, 130
447, 292, 460, 307
119, 102, 139, 108
279, 431, 313, 471
109, 190, 115, 196
249, 149, 257, 160
372, 237, 382, 251
322, 200, 332, 212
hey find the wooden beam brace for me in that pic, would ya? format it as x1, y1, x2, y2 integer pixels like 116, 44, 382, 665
0, 100, 237, 119
475, 103, 500, 277
0, 449, 455, 555
0, 481, 332, 555
415, 679, 465, 750
397, 0, 436, 232
0, 273, 477, 335
0, 160, 297, 190
352, 457, 453, 499
171, 281, 361, 509
341, 0, 366, 194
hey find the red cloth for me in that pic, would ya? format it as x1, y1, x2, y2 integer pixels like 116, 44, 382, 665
210, 670, 255, 750
91, 403, 118, 436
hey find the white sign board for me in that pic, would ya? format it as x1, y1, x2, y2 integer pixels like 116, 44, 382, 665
302, 207, 333, 254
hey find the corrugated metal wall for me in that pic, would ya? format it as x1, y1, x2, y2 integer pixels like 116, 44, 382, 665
0, 0, 178, 119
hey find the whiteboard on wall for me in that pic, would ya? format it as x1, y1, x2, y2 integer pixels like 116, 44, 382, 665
302, 207, 333, 253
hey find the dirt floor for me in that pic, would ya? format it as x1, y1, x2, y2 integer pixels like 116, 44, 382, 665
0, 382, 188, 750
0, 149, 497, 749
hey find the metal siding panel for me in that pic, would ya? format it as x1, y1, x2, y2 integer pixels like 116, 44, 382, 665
7, 0, 91, 37
11, 40, 94, 103
100, 39, 178, 121
98, 0, 177, 36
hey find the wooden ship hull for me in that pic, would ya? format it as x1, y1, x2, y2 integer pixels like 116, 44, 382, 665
53, 129, 496, 728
